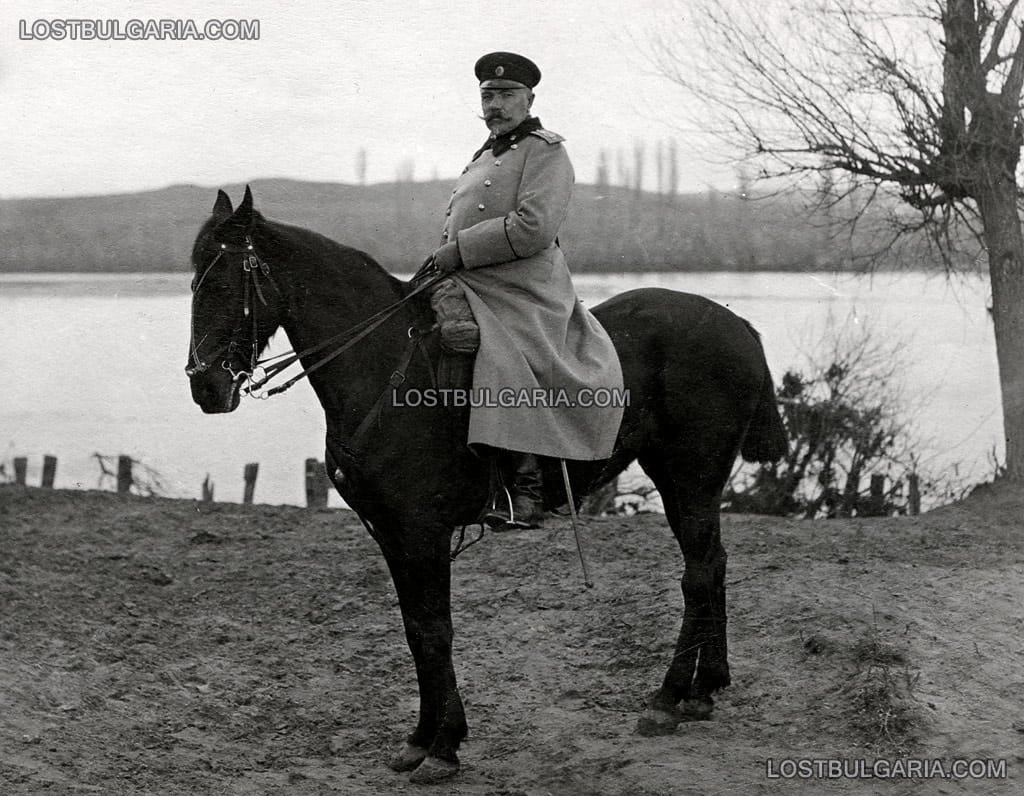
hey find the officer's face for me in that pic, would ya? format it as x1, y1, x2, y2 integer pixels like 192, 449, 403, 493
480, 87, 533, 136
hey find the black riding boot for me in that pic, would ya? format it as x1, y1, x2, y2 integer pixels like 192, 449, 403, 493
483, 452, 545, 531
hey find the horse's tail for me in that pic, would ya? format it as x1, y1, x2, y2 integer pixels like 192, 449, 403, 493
739, 320, 788, 464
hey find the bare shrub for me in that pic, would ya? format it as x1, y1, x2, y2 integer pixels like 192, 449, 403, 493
845, 628, 924, 754
724, 319, 926, 517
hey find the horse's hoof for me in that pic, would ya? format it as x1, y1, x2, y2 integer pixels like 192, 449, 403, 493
408, 755, 460, 785
679, 697, 714, 721
636, 707, 681, 736
387, 742, 428, 772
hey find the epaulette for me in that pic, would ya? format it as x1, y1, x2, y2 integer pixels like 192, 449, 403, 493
528, 129, 565, 144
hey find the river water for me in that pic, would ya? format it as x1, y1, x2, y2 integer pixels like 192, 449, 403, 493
1, 270, 1001, 505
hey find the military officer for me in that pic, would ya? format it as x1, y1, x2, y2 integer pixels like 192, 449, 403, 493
429, 52, 624, 530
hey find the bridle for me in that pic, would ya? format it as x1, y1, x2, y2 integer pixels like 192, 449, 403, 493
186, 236, 278, 383
185, 231, 564, 565
186, 232, 445, 401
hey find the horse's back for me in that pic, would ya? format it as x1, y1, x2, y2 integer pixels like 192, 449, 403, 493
593, 286, 717, 319
593, 286, 781, 464
593, 287, 763, 375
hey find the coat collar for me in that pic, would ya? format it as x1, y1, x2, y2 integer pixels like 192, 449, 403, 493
472, 116, 544, 160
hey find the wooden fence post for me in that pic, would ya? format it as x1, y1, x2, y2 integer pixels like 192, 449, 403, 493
864, 474, 886, 517
14, 457, 27, 485
201, 474, 215, 502
908, 474, 921, 516
41, 455, 57, 488
305, 458, 329, 508
243, 463, 259, 504
117, 455, 133, 493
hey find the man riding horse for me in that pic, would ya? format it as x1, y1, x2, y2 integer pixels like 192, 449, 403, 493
426, 51, 625, 530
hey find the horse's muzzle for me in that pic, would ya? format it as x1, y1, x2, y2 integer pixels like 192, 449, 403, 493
188, 368, 241, 414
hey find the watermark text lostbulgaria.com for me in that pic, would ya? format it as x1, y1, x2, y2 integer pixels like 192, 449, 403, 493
19, 18, 260, 41
766, 757, 1008, 780
392, 387, 631, 410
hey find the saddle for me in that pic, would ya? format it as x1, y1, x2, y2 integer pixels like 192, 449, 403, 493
412, 259, 479, 390
428, 277, 479, 355
430, 278, 476, 391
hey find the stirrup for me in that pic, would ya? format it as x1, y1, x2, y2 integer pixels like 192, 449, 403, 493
482, 483, 515, 529
504, 492, 545, 530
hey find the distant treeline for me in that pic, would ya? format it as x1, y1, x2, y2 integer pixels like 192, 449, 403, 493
0, 177, 955, 274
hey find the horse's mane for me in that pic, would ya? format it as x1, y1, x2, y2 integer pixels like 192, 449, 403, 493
261, 215, 390, 271
197, 209, 406, 293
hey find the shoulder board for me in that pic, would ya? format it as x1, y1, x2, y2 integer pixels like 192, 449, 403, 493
528, 129, 565, 144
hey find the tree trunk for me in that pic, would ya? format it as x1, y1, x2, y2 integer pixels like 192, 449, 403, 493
943, 0, 1024, 480
976, 173, 1024, 479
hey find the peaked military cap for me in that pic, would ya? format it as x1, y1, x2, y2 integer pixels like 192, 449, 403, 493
475, 51, 541, 89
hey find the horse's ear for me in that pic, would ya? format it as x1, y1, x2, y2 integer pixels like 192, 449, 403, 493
239, 185, 254, 213
216, 184, 257, 238
212, 189, 233, 220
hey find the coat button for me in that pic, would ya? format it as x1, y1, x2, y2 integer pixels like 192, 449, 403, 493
494, 160, 501, 166
442, 231, 449, 239
478, 204, 485, 210
445, 209, 451, 216
451, 189, 457, 194
462, 167, 468, 174
510, 144, 518, 150
484, 179, 492, 187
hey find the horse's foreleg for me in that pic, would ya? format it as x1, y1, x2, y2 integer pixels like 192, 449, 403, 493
383, 535, 467, 784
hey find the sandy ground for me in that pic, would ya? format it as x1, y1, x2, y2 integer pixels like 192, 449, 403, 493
1, 481, 1023, 795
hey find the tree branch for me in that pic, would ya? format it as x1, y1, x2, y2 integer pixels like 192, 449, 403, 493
982, 0, 1022, 72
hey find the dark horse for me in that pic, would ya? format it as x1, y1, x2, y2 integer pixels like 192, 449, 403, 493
186, 186, 787, 784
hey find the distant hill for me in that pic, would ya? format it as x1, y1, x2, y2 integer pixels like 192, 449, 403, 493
0, 178, 951, 273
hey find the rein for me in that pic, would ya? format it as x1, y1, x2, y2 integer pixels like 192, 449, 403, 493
189, 231, 569, 570
246, 270, 445, 398
188, 234, 447, 399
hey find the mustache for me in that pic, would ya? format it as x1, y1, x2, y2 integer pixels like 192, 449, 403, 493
480, 112, 508, 122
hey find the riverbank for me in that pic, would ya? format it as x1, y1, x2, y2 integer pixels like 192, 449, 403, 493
1, 483, 1021, 793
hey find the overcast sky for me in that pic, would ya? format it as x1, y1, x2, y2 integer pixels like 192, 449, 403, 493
0, 0, 741, 198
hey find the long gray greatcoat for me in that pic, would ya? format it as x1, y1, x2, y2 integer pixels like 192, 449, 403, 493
443, 123, 624, 460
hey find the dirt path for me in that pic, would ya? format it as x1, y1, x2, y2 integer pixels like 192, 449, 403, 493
1, 482, 1022, 794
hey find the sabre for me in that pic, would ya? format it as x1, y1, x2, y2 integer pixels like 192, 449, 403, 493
560, 458, 594, 589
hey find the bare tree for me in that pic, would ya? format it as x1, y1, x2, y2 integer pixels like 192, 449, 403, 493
394, 158, 415, 183
646, 0, 1024, 479
355, 148, 367, 186
595, 148, 610, 189
633, 140, 646, 193
667, 139, 679, 197
615, 147, 631, 187
656, 139, 665, 194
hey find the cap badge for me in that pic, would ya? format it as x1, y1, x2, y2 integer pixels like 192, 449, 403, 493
495, 65, 504, 76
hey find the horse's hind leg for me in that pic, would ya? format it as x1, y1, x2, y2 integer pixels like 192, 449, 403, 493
636, 452, 731, 736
